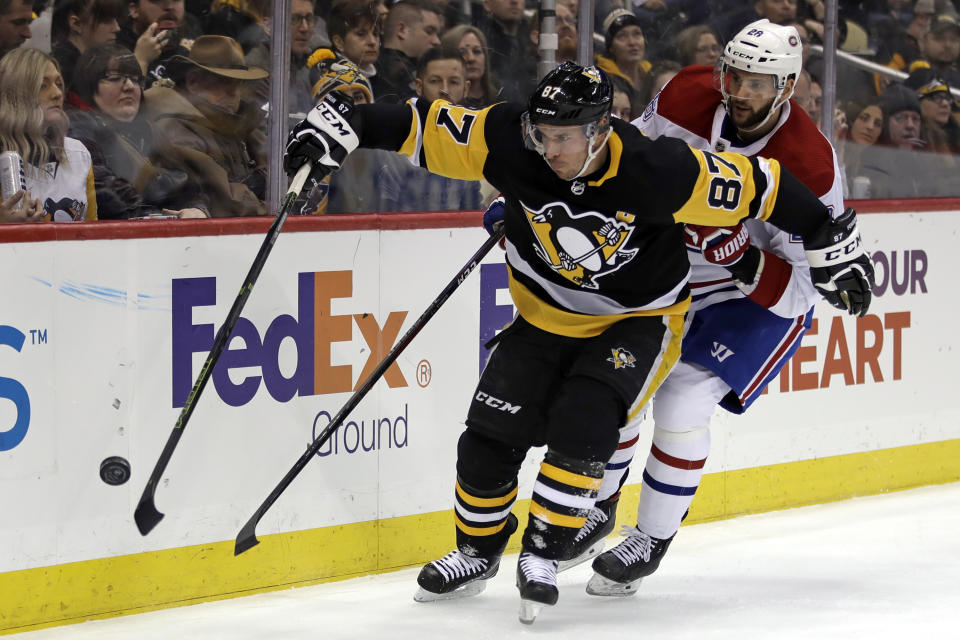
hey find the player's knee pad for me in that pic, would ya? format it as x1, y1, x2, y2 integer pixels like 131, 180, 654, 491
456, 428, 527, 489
546, 376, 624, 462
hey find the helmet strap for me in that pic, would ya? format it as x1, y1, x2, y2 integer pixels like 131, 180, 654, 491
572, 122, 612, 180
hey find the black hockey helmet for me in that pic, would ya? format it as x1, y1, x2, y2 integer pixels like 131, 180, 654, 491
526, 61, 614, 127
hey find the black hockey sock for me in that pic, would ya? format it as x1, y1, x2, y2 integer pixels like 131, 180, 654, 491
523, 449, 604, 560
454, 476, 519, 558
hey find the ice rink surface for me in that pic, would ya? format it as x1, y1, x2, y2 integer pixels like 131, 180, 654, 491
17, 482, 960, 639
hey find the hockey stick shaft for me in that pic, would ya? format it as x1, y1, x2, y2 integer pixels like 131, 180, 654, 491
134, 162, 314, 536
234, 227, 505, 555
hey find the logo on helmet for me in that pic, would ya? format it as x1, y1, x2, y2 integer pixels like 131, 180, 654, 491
581, 67, 602, 84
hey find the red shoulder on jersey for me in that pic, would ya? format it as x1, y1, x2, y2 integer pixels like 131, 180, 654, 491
764, 104, 837, 197
653, 66, 719, 141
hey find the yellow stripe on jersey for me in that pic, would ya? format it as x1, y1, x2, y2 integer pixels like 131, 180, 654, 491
455, 480, 519, 508
398, 100, 492, 181
454, 513, 512, 537
672, 148, 781, 226
529, 500, 588, 529
626, 313, 684, 422
507, 267, 690, 338
586, 131, 623, 187
539, 462, 604, 491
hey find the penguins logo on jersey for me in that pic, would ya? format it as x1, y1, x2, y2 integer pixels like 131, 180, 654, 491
44, 196, 84, 222
523, 200, 639, 289
607, 347, 636, 369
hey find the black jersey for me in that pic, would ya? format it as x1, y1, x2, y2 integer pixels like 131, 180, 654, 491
360, 99, 786, 338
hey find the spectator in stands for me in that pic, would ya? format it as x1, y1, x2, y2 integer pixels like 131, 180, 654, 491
246, 0, 315, 114
474, 0, 535, 102
906, 67, 960, 151
0, 0, 33, 57
118, 0, 201, 85
51, 0, 123, 89
874, 0, 934, 82
372, 0, 441, 103
610, 74, 634, 120
442, 24, 498, 108
530, 1, 577, 64
204, 0, 267, 55
327, 0, 381, 81
376, 46, 482, 211
793, 68, 823, 126
0, 48, 96, 221
66, 44, 209, 218
838, 98, 884, 195
860, 83, 945, 197
918, 13, 960, 85
597, 10, 650, 96
641, 59, 681, 106
756, 0, 799, 26
142, 35, 267, 216
673, 24, 722, 68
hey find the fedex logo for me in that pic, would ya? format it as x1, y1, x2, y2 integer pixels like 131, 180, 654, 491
171, 271, 408, 408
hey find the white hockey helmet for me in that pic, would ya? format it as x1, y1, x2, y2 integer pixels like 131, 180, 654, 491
716, 19, 803, 130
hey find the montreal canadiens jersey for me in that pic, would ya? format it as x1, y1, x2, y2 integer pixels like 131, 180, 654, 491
362, 96, 792, 338
634, 66, 843, 318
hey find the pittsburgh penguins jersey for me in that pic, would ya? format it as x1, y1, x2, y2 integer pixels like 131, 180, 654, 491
634, 66, 843, 318
357, 97, 827, 338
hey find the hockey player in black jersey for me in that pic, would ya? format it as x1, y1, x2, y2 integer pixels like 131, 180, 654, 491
283, 61, 873, 624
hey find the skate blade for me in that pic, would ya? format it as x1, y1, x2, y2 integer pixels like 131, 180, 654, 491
585, 573, 641, 597
518, 599, 546, 625
413, 579, 488, 602
557, 540, 604, 573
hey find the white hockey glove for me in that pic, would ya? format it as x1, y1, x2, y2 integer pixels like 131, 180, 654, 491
283, 91, 361, 181
803, 207, 875, 317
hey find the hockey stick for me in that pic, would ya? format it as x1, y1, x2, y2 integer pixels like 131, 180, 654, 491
134, 162, 314, 536
234, 227, 506, 555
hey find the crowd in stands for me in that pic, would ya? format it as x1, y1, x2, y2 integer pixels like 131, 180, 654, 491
1, 0, 959, 222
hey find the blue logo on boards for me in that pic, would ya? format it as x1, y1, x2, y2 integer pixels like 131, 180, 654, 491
0, 325, 31, 451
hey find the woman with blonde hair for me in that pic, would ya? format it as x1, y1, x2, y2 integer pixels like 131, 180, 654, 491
0, 48, 96, 222
441, 24, 499, 108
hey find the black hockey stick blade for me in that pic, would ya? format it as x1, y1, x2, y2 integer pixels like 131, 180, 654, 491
234, 228, 505, 555
133, 163, 314, 536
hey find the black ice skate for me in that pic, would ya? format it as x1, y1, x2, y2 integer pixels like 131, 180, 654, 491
557, 497, 618, 573
414, 514, 518, 602
516, 551, 559, 624
586, 524, 676, 597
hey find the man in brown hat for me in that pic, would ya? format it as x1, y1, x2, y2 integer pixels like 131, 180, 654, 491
142, 34, 269, 216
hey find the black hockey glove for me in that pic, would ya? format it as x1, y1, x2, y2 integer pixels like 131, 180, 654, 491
283, 91, 361, 181
803, 208, 875, 317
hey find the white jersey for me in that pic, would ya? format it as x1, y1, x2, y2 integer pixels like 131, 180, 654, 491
632, 66, 844, 318
24, 137, 97, 222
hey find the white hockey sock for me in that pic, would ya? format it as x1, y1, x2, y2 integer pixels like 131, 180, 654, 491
596, 418, 642, 501
635, 424, 710, 540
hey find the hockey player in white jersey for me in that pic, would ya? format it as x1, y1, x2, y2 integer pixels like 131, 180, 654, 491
565, 19, 870, 595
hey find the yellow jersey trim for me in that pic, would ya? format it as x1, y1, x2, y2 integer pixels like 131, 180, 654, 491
587, 131, 623, 188
507, 266, 690, 338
